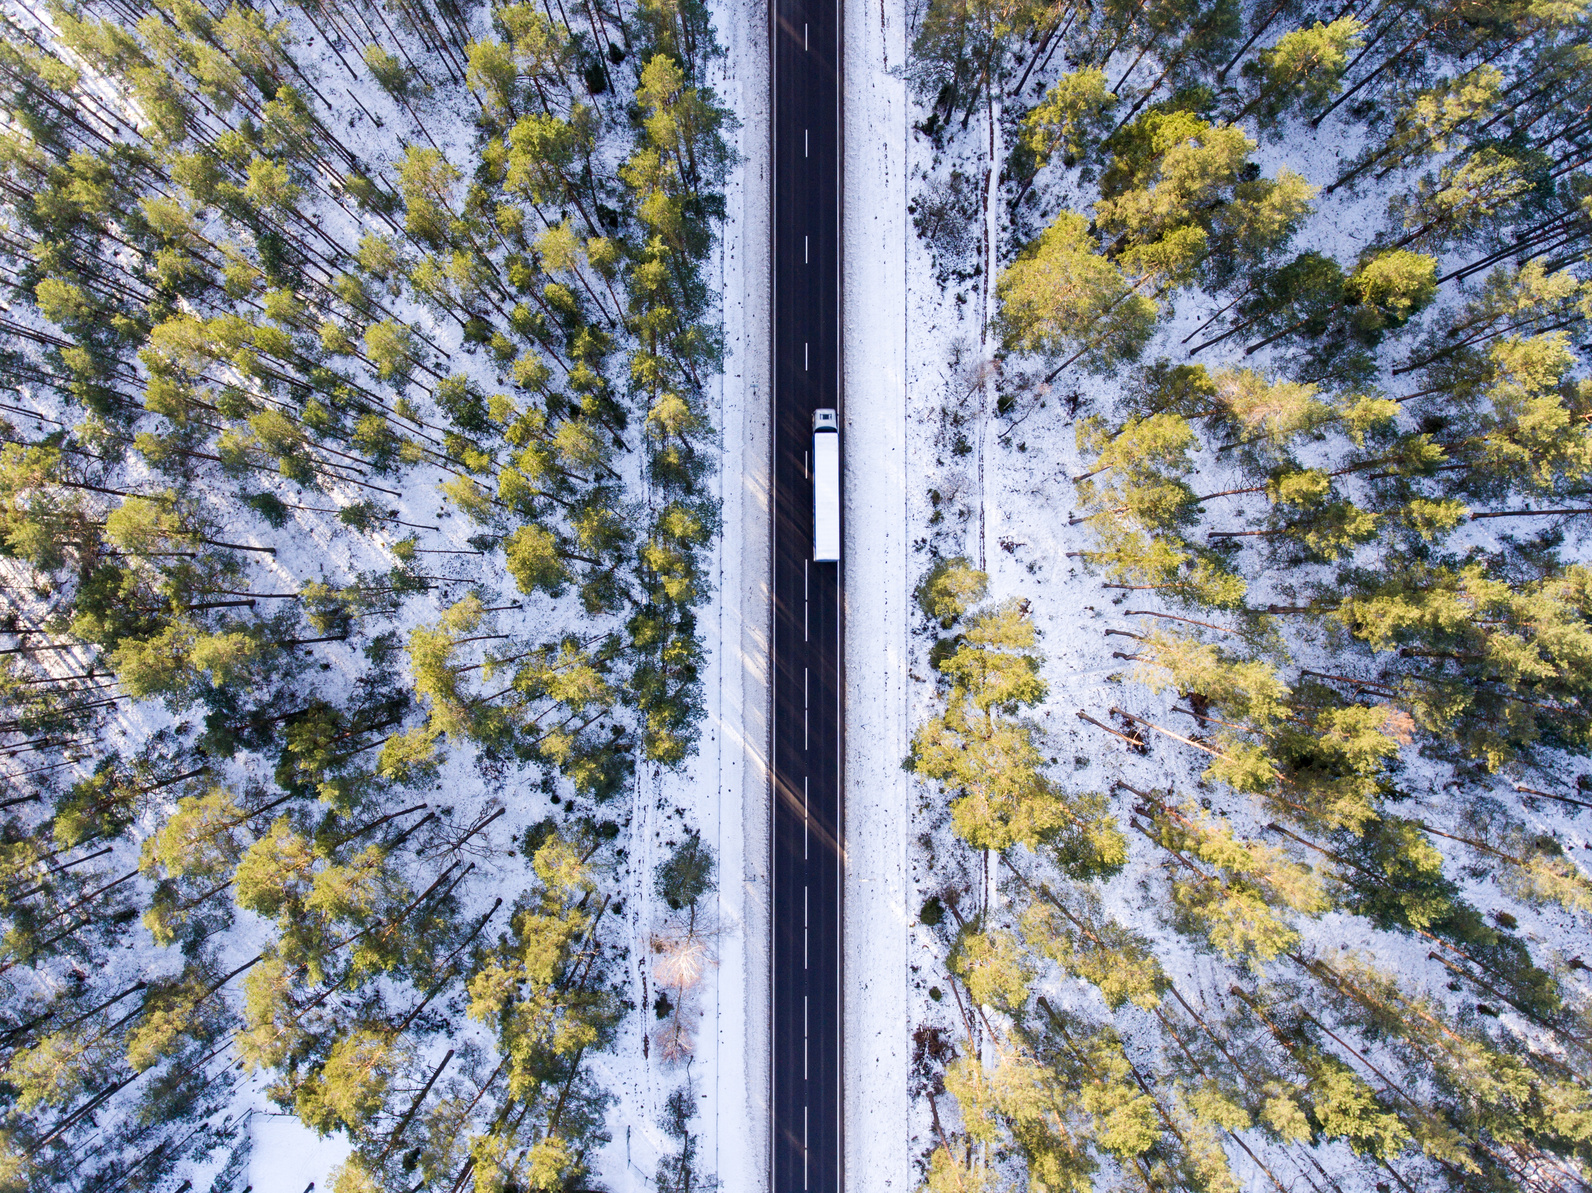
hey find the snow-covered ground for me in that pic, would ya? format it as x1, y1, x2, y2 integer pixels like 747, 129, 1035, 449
250, 1114, 350, 1192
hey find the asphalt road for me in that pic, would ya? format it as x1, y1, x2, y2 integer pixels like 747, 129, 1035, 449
769, 0, 842, 1187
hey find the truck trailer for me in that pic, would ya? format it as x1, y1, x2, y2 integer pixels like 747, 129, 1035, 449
812, 408, 839, 562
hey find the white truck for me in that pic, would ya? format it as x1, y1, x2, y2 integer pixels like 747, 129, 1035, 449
812, 408, 839, 562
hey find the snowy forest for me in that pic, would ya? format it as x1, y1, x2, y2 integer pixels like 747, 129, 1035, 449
0, 0, 731, 1188
901, 0, 1592, 1191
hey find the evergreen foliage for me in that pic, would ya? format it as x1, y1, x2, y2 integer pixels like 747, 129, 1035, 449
906, 0, 1592, 1189
0, 0, 730, 1185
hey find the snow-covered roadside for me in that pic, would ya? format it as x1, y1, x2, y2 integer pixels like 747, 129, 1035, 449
712, 0, 774, 1184
841, 0, 912, 1186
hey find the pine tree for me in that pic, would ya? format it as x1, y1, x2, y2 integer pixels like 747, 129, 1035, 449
996, 212, 1158, 375
1233, 17, 1364, 130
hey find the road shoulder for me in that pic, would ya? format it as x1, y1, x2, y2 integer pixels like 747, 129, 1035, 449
714, 0, 773, 1186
